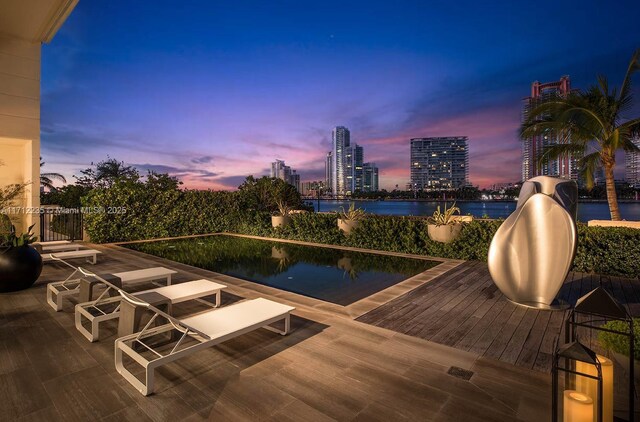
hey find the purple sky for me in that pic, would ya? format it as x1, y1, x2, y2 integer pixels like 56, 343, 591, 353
41, 1, 640, 190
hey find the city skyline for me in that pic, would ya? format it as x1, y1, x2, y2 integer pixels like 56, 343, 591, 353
39, 1, 640, 190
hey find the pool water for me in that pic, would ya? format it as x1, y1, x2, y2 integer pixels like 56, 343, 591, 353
122, 235, 439, 305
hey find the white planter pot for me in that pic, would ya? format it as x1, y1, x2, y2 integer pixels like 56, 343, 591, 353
271, 215, 291, 228
427, 224, 463, 243
338, 219, 360, 235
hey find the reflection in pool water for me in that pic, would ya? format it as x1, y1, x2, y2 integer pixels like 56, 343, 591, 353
123, 235, 439, 305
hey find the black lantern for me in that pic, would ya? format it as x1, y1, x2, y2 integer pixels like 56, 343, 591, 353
553, 340, 603, 422
566, 286, 634, 421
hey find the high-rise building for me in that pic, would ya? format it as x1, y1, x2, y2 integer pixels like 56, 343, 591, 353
329, 126, 377, 195
346, 144, 364, 193
331, 126, 351, 196
410, 137, 469, 190
363, 163, 379, 192
270, 159, 300, 192
626, 137, 640, 188
325, 152, 333, 194
521, 76, 577, 182
301, 181, 325, 196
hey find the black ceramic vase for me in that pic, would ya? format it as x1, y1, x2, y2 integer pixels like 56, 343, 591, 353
0, 245, 43, 293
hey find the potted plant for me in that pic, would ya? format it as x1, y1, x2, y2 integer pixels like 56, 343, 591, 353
426, 202, 464, 243
337, 203, 366, 235
0, 224, 43, 293
271, 200, 292, 228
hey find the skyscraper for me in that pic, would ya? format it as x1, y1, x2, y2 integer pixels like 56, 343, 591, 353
325, 151, 333, 194
331, 126, 350, 196
626, 137, 640, 188
410, 137, 469, 190
329, 126, 377, 195
270, 159, 300, 192
521, 76, 577, 182
363, 162, 379, 192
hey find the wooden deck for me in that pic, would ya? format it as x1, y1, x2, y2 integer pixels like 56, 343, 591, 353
357, 261, 640, 372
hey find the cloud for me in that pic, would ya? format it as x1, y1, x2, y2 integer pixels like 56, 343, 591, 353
213, 175, 252, 190
132, 163, 218, 181
190, 155, 214, 164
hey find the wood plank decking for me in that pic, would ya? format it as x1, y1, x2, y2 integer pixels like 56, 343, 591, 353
357, 261, 640, 372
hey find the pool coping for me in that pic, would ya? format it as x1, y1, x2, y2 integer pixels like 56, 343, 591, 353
111, 232, 465, 319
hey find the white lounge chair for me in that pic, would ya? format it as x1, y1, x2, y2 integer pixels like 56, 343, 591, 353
42, 249, 101, 265
74, 270, 226, 342
46, 262, 176, 311
115, 292, 295, 395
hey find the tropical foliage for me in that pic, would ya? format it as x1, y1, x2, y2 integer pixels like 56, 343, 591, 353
338, 203, 366, 221
237, 176, 305, 214
0, 224, 38, 249
81, 175, 640, 278
598, 319, 640, 360
40, 157, 66, 191
426, 202, 461, 226
521, 49, 640, 220
74, 157, 140, 189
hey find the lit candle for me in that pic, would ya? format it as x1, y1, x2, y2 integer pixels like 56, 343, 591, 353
575, 355, 614, 422
564, 390, 594, 422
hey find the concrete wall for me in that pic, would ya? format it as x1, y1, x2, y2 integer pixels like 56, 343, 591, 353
0, 33, 41, 233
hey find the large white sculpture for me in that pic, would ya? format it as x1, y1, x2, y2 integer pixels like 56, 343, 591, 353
488, 176, 577, 309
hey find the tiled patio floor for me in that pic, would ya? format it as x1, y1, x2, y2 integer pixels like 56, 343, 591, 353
2, 242, 553, 421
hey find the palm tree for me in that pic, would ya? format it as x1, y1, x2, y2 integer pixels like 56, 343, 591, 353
40, 157, 66, 191
521, 50, 640, 220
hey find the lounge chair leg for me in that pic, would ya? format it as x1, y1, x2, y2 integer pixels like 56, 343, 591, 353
46, 286, 62, 311
264, 313, 291, 336
115, 339, 154, 396
215, 291, 221, 308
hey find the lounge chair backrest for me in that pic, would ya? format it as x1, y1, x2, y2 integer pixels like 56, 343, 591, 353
117, 290, 211, 340
49, 255, 80, 270
77, 267, 121, 291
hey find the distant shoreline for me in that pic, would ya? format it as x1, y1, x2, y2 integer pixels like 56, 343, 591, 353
305, 198, 640, 203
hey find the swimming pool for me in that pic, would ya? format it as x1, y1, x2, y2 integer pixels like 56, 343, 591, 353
122, 235, 439, 305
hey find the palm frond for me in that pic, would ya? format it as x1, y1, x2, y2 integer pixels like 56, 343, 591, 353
537, 143, 587, 172
578, 151, 602, 190
618, 48, 640, 105
620, 117, 640, 139
597, 74, 609, 96
41, 172, 67, 183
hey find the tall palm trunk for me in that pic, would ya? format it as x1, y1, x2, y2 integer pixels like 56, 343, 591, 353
603, 161, 621, 220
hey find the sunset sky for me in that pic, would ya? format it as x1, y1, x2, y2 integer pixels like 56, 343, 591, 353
41, 0, 640, 190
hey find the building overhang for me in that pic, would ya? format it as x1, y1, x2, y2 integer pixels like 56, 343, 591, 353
0, 0, 78, 44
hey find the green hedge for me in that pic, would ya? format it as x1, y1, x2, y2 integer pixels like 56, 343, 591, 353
83, 181, 640, 278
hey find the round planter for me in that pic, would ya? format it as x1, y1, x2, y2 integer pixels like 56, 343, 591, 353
427, 224, 463, 243
271, 215, 292, 228
0, 245, 43, 293
338, 219, 360, 235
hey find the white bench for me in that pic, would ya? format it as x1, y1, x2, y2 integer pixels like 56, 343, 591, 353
42, 244, 84, 252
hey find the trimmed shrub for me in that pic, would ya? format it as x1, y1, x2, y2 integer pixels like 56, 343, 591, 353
598, 319, 640, 360
82, 182, 640, 278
